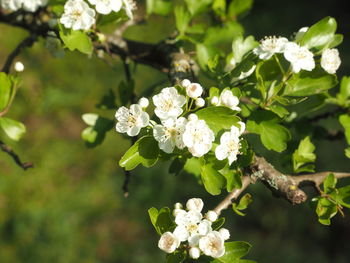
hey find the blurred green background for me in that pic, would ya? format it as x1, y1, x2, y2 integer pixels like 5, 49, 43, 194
1, 0, 350, 262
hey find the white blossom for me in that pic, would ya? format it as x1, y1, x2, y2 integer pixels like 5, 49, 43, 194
253, 36, 289, 60
158, 232, 180, 253
218, 90, 241, 111
211, 96, 219, 106
173, 210, 203, 242
186, 83, 203, 98
153, 117, 187, 153
189, 247, 201, 259
152, 87, 186, 121
60, 0, 96, 31
173, 208, 185, 217
195, 98, 205, 108
0, 0, 47, 12
14, 61, 24, 72
188, 113, 198, 122
283, 42, 315, 73
321, 48, 341, 74
115, 104, 149, 137
205, 210, 218, 222
88, 0, 122, 15
219, 228, 230, 241
199, 231, 225, 258
197, 219, 212, 236
183, 116, 215, 157
186, 198, 204, 213
138, 97, 149, 108
215, 125, 244, 165
174, 202, 183, 210
181, 79, 191, 88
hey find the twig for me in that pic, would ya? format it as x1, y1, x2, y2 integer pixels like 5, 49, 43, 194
0, 140, 33, 170
122, 170, 131, 197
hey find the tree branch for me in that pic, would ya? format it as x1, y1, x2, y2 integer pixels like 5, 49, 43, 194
0, 140, 33, 170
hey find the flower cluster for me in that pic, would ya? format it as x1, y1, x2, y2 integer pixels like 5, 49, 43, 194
60, 0, 135, 30
115, 80, 245, 162
158, 198, 230, 259
0, 0, 47, 12
253, 31, 341, 74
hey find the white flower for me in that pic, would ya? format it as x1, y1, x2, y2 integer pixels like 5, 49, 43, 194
215, 125, 244, 165
253, 36, 289, 60
211, 96, 219, 106
0, 0, 47, 12
321, 48, 341, 74
174, 202, 183, 210
173, 210, 203, 242
153, 117, 187, 153
294, 27, 309, 41
186, 198, 204, 212
138, 97, 149, 108
181, 79, 191, 88
183, 117, 215, 157
199, 231, 225, 258
152, 87, 186, 120
188, 113, 198, 122
173, 208, 185, 217
283, 42, 315, 73
60, 0, 96, 31
189, 247, 201, 259
186, 83, 203, 98
0, 0, 21, 11
158, 232, 180, 253
218, 90, 241, 111
195, 98, 205, 108
115, 104, 149, 137
197, 219, 212, 235
88, 0, 122, 14
219, 228, 230, 241
205, 210, 218, 222
188, 234, 201, 247
14, 61, 24, 72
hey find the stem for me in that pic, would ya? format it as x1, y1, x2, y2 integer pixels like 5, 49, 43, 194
274, 54, 285, 76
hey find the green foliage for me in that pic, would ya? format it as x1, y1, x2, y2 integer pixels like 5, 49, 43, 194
59, 28, 93, 55
201, 162, 226, 195
147, 0, 173, 16
228, 0, 254, 18
292, 136, 316, 173
211, 241, 254, 263
232, 193, 253, 216
184, 0, 213, 16
81, 113, 114, 147
0, 72, 12, 112
148, 207, 175, 235
0, 117, 26, 141
119, 136, 160, 171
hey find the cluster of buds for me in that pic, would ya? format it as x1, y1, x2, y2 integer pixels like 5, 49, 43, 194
158, 198, 230, 259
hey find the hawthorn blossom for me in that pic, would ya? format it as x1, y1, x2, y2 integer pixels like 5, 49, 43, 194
14, 61, 24, 72
189, 247, 201, 259
152, 87, 186, 121
199, 231, 225, 258
218, 90, 241, 111
153, 117, 187, 153
195, 98, 205, 108
283, 42, 315, 73
115, 104, 149, 137
88, 0, 122, 15
0, 0, 47, 12
186, 198, 204, 212
158, 232, 180, 253
205, 210, 218, 222
60, 0, 96, 31
219, 228, 230, 241
186, 83, 203, 98
215, 124, 245, 165
138, 97, 149, 108
211, 96, 219, 106
321, 48, 341, 74
181, 79, 191, 88
253, 36, 289, 60
182, 115, 215, 157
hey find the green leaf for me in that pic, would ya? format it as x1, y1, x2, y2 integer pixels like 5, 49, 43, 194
212, 217, 225, 230
345, 147, 350, 159
184, 0, 212, 16
284, 67, 338, 97
119, 136, 159, 170
300, 17, 338, 52
0, 72, 12, 112
267, 104, 289, 118
228, 0, 254, 18
339, 114, 350, 145
174, 5, 191, 34
169, 157, 185, 175
196, 106, 240, 135
147, 0, 173, 16
337, 76, 350, 102
184, 157, 202, 177
221, 169, 242, 192
196, 44, 216, 70
201, 163, 226, 195
204, 22, 244, 47
215, 241, 252, 263
323, 173, 337, 193
336, 185, 350, 208
59, 29, 93, 55
316, 197, 337, 225
148, 207, 159, 231
231, 35, 258, 64
118, 80, 135, 106
0, 117, 26, 141
156, 207, 176, 234
292, 136, 316, 173
81, 115, 114, 147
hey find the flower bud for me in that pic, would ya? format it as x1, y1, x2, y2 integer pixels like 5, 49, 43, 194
188, 114, 198, 122
181, 79, 191, 88
195, 98, 205, 108
211, 96, 219, 106
189, 247, 201, 259
14, 61, 24, 72
158, 232, 180, 253
173, 208, 185, 217
205, 210, 218, 222
219, 228, 230, 240
186, 83, 203, 98
174, 202, 183, 209
186, 198, 204, 212
138, 97, 149, 108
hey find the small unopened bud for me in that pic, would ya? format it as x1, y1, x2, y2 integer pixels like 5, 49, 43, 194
181, 79, 191, 88
174, 202, 183, 209
186, 83, 203, 98
195, 98, 205, 108
186, 198, 204, 212
205, 210, 218, 222
219, 228, 230, 240
138, 97, 149, 108
189, 247, 201, 259
211, 96, 219, 106
188, 114, 198, 122
14, 61, 24, 72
